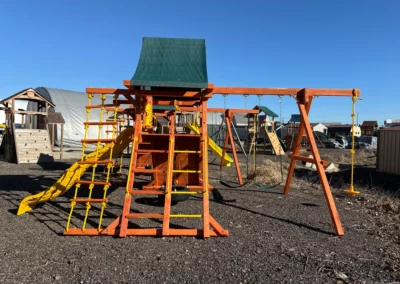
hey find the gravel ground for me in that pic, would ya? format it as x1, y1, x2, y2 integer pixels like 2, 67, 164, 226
0, 150, 399, 284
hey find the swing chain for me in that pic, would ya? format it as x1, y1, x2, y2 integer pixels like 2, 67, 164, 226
244, 94, 249, 109
223, 94, 227, 109
278, 95, 283, 124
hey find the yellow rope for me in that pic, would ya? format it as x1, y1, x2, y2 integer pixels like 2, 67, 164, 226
97, 95, 118, 231
66, 93, 93, 232
65, 184, 80, 231
125, 136, 138, 195
174, 100, 181, 111
344, 89, 360, 196
82, 184, 94, 231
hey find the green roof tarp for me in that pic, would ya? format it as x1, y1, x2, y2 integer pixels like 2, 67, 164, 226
253, 105, 279, 118
289, 114, 301, 123
153, 105, 175, 111
131, 37, 208, 89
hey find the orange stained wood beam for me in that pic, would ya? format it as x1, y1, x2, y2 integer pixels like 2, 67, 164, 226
284, 96, 313, 195
289, 154, 329, 167
212, 87, 360, 97
154, 100, 201, 106
297, 102, 344, 236
123, 80, 212, 98
86, 88, 133, 95
208, 108, 259, 115
122, 94, 136, 105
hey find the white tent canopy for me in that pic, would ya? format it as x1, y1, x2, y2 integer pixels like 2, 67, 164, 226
27, 87, 123, 147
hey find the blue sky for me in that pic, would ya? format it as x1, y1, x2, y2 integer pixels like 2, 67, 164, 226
0, 0, 398, 125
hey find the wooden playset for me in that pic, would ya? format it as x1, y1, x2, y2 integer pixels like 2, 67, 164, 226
18, 37, 361, 237
0, 88, 56, 164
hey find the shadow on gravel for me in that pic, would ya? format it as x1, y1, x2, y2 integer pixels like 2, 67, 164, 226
294, 166, 400, 197
211, 196, 334, 236
36, 161, 72, 171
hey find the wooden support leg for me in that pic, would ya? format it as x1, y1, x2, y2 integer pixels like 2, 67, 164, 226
201, 100, 210, 238
162, 114, 175, 236
298, 103, 344, 236
119, 96, 142, 237
60, 124, 64, 160
283, 97, 313, 195
220, 126, 230, 170
225, 114, 243, 185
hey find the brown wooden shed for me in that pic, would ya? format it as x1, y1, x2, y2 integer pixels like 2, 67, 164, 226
377, 126, 400, 176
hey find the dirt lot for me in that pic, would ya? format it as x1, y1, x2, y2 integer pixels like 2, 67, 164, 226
0, 149, 399, 284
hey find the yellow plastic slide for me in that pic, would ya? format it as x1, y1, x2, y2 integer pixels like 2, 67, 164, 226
17, 128, 134, 215
185, 122, 232, 167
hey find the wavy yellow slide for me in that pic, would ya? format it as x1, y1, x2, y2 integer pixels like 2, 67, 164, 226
17, 128, 134, 215
185, 122, 232, 167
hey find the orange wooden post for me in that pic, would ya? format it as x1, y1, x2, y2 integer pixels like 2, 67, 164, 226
119, 96, 142, 237
298, 103, 343, 235
283, 95, 313, 195
201, 99, 210, 238
225, 112, 244, 184
162, 114, 175, 236
284, 89, 344, 236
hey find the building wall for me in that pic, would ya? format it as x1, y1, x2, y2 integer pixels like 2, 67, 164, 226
362, 126, 375, 136
351, 126, 362, 137
377, 128, 400, 176
312, 124, 327, 135
328, 126, 361, 138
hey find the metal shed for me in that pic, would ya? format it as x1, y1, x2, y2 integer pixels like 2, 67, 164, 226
377, 126, 400, 176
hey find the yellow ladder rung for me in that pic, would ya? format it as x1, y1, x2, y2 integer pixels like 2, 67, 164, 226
170, 191, 199, 195
170, 214, 202, 218
174, 150, 201, 154
173, 170, 201, 173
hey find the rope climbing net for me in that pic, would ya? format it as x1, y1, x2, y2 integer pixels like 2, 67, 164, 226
66, 93, 120, 232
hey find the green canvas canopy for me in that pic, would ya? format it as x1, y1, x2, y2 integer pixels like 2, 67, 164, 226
131, 37, 209, 89
253, 105, 279, 118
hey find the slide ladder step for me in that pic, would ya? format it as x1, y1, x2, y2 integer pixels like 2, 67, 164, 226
77, 160, 114, 165
83, 122, 118, 126
70, 198, 108, 203
85, 104, 119, 109
75, 180, 111, 186
129, 189, 165, 195
81, 139, 117, 144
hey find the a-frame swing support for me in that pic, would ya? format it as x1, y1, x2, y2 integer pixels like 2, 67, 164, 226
208, 87, 359, 236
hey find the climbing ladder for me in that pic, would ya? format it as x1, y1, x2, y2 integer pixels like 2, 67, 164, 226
119, 98, 228, 237
256, 116, 285, 155
64, 93, 120, 234
266, 132, 285, 155
245, 113, 257, 155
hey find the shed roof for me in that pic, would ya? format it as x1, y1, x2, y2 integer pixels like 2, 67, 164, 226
0, 88, 55, 107
289, 114, 301, 123
362, 121, 378, 127
327, 124, 353, 129
319, 122, 341, 126
47, 112, 65, 124
379, 126, 400, 131
130, 37, 208, 89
